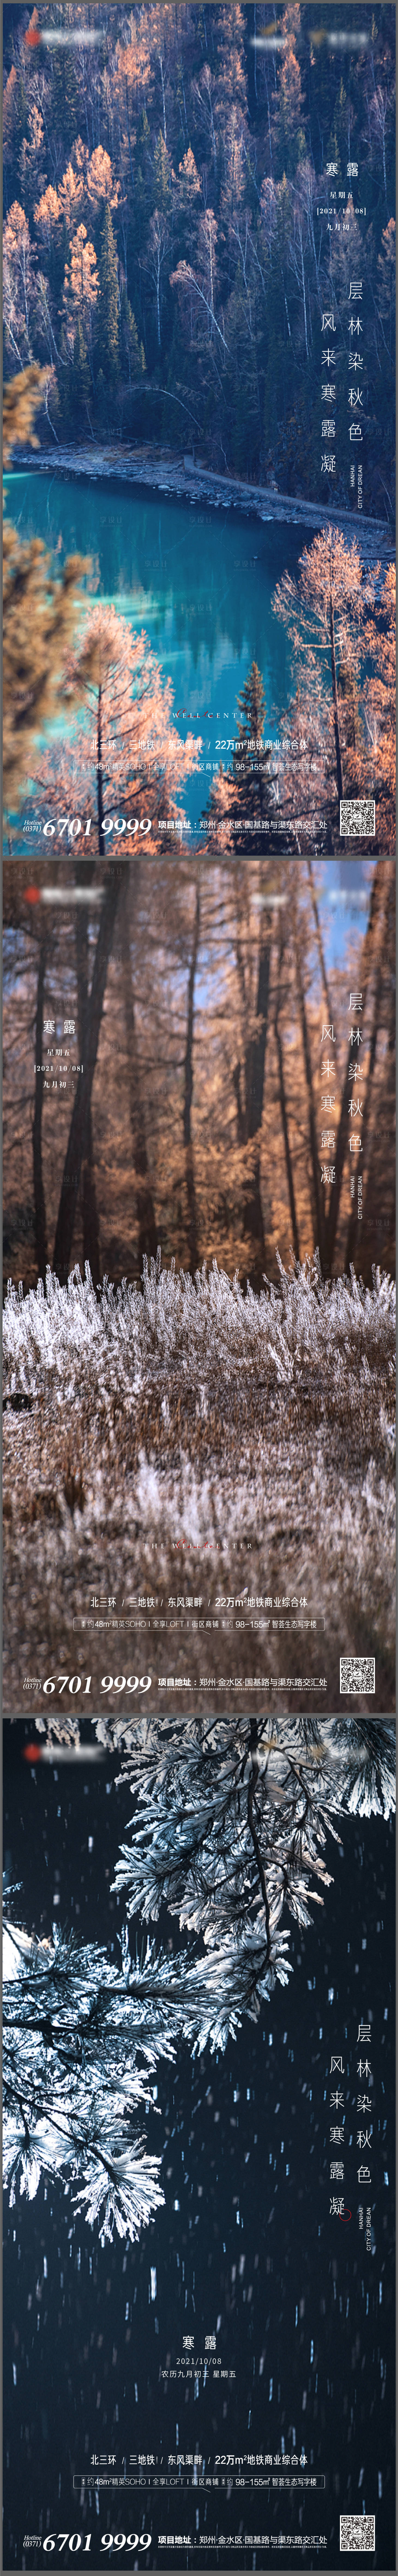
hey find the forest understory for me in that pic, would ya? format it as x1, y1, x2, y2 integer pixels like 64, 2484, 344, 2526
3, 1259, 395, 1713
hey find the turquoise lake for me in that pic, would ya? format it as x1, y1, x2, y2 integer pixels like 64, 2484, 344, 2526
7, 470, 315, 833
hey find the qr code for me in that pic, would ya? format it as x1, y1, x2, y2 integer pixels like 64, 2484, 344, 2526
340, 2515, 375, 2551
340, 800, 375, 837
340, 1657, 375, 1694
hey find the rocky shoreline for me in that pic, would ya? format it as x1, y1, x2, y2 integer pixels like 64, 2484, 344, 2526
13, 440, 393, 575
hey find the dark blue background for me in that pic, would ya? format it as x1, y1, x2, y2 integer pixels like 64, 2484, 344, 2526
3, 1723, 395, 2572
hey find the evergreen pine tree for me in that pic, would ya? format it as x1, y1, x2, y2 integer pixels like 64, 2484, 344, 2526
97, 200, 119, 382
113, 1714, 396, 1969
120, 285, 146, 385
4, 1719, 393, 2253
72, 315, 90, 418
231, 658, 274, 839
202, 659, 279, 854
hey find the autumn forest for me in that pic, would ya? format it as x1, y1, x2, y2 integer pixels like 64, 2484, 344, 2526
3, 854, 395, 1711
3, 856, 395, 1298
2, 4, 396, 858
3, 1, 396, 505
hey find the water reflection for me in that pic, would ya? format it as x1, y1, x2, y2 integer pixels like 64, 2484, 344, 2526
7, 473, 307, 824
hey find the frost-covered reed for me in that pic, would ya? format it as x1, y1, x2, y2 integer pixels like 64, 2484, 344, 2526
3, 1248, 395, 1417
3, 1255, 395, 1713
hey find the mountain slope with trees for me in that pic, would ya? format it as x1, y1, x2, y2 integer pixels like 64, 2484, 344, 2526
3, 3, 395, 515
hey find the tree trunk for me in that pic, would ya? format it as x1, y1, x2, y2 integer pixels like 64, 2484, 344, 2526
75, 870, 101, 1288
306, 858, 334, 1023
125, 76, 135, 197
324, 861, 383, 1274
275, 951, 301, 1265
294, 920, 326, 1269
232, 1058, 246, 1144
245, 936, 271, 1138
343, 877, 387, 1273
53, 874, 120, 1285
32, 930, 48, 1285
234, 910, 272, 1285
329, 572, 344, 810
121, 873, 158, 1268
183, 882, 200, 1276
240, 1144, 267, 1283
159, 51, 167, 143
